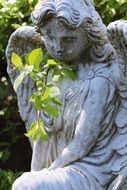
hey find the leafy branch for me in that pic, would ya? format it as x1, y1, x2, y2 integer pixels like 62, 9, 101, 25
11, 48, 77, 142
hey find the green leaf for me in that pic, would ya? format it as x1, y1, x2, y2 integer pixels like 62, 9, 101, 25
51, 98, 62, 106
25, 53, 29, 65
13, 71, 29, 92
41, 86, 50, 102
36, 81, 43, 88
47, 59, 58, 66
30, 71, 44, 81
0, 150, 10, 162
52, 74, 60, 82
62, 69, 77, 80
29, 93, 36, 103
32, 129, 39, 142
46, 83, 53, 87
25, 119, 48, 141
24, 65, 34, 72
38, 119, 48, 141
30, 91, 50, 110
49, 86, 61, 98
34, 95, 43, 110
42, 64, 49, 70
25, 121, 39, 141
41, 71, 47, 76
0, 151, 3, 159
11, 52, 23, 68
43, 103, 60, 117
27, 48, 43, 71
25, 121, 37, 138
30, 72, 40, 81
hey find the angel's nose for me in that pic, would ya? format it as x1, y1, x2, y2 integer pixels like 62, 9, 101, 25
55, 40, 64, 53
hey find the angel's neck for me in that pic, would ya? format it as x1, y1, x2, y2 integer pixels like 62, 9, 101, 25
66, 42, 115, 67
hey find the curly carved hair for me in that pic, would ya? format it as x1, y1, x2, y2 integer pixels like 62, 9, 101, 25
31, 0, 115, 63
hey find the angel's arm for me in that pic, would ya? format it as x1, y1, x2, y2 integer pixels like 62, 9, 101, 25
49, 77, 109, 169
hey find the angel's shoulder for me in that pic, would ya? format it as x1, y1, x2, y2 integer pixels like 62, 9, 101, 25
92, 64, 118, 89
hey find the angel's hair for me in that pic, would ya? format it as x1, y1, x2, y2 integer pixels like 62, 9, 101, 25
31, 0, 115, 63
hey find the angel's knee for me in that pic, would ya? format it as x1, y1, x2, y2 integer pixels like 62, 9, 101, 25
12, 173, 31, 190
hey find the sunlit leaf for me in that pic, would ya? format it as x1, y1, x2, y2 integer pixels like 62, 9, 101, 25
38, 119, 48, 141
40, 128, 48, 141
37, 72, 45, 79
25, 119, 48, 141
51, 98, 62, 106
29, 93, 36, 103
11, 52, 23, 68
52, 74, 60, 82
27, 48, 43, 71
43, 103, 59, 117
41, 86, 50, 102
24, 65, 34, 72
47, 59, 58, 66
25, 121, 36, 138
25, 121, 39, 141
36, 81, 43, 88
34, 95, 43, 110
32, 129, 39, 142
13, 71, 29, 92
49, 86, 61, 98
30, 72, 40, 81
25, 53, 29, 65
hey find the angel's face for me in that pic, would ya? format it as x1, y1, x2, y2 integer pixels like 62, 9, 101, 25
40, 17, 89, 61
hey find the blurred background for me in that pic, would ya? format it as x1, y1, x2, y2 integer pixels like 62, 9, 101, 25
0, 0, 127, 189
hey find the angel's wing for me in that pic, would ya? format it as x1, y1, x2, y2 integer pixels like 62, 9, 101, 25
6, 26, 57, 170
107, 20, 127, 190
6, 26, 44, 133
107, 20, 127, 84
107, 20, 127, 133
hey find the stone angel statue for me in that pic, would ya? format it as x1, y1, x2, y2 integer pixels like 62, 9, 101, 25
6, 0, 127, 189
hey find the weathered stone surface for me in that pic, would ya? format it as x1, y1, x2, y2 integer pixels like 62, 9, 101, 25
6, 0, 127, 189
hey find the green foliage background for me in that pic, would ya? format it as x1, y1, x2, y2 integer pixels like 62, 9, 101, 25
95, 0, 127, 24
0, 0, 127, 189
0, 0, 38, 61
0, 169, 22, 190
0, 0, 38, 162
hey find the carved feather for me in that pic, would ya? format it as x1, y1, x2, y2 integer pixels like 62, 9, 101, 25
107, 20, 127, 85
107, 20, 127, 128
107, 20, 127, 190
